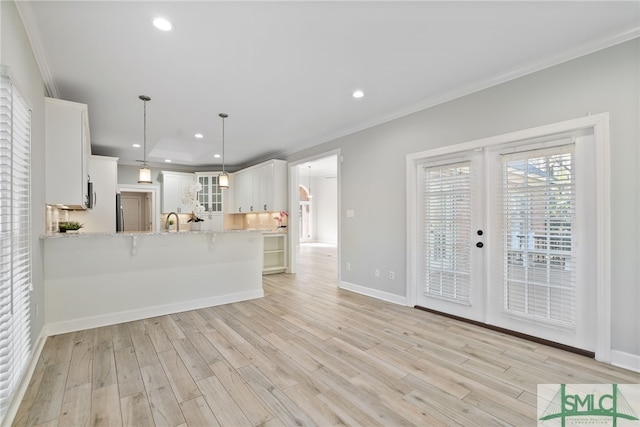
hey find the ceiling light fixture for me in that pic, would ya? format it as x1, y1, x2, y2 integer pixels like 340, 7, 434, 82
218, 113, 230, 189
165, 159, 172, 163
153, 17, 173, 31
137, 95, 152, 184
132, 143, 141, 148
352, 90, 364, 99
214, 154, 221, 159
194, 133, 204, 139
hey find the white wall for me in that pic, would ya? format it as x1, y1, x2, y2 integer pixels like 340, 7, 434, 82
1, 0, 47, 351
286, 39, 640, 359
312, 175, 337, 244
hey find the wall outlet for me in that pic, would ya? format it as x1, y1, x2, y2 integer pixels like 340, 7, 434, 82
389, 271, 395, 280
374, 269, 380, 278
346, 262, 351, 271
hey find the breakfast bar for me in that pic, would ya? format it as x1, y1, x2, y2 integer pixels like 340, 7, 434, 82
42, 230, 264, 335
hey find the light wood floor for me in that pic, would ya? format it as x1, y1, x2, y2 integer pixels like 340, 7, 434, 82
13, 244, 639, 426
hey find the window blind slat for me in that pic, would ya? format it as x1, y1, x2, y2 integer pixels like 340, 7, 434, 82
502, 146, 576, 327
422, 161, 472, 304
0, 71, 32, 422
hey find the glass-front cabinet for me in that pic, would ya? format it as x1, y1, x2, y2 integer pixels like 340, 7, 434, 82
196, 172, 223, 213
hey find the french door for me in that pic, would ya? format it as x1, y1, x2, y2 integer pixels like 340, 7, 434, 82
415, 132, 597, 352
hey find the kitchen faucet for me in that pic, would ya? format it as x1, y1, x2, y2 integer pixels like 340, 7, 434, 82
165, 212, 179, 231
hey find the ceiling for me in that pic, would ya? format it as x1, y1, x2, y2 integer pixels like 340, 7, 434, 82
17, 1, 639, 170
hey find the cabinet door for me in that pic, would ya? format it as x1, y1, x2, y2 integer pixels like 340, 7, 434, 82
162, 172, 194, 213
71, 156, 117, 232
234, 171, 252, 213
45, 98, 91, 208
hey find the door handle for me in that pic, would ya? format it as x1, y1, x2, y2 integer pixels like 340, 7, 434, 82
476, 242, 484, 248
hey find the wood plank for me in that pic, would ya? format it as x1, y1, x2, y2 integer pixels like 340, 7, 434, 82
90, 384, 122, 427
113, 345, 145, 398
120, 391, 155, 427
65, 330, 94, 389
196, 375, 252, 427
92, 327, 116, 389
179, 396, 220, 427
210, 360, 273, 426
170, 337, 214, 381
140, 363, 186, 427
58, 383, 91, 427
25, 362, 68, 426
157, 349, 201, 403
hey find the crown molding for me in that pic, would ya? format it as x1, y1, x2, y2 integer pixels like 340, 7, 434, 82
15, 1, 59, 98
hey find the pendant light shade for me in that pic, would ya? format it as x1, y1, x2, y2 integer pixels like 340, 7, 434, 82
218, 113, 230, 189
138, 95, 152, 184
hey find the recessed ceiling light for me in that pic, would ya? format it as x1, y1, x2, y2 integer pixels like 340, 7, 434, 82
352, 90, 364, 99
132, 143, 141, 148
214, 154, 221, 159
165, 159, 172, 163
194, 133, 204, 139
153, 17, 173, 31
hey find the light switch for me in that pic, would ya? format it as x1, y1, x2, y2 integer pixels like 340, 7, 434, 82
346, 209, 355, 218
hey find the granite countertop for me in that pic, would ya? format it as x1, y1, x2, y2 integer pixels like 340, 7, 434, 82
41, 229, 266, 239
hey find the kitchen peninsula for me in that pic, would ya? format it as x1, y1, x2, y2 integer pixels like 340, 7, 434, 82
42, 229, 264, 335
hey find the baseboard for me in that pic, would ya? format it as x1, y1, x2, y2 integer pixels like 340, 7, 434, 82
2, 328, 47, 427
339, 281, 407, 306
610, 349, 640, 373
44, 289, 264, 336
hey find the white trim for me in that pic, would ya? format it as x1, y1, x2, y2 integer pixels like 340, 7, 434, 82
406, 113, 611, 362
43, 289, 264, 336
2, 330, 47, 427
340, 281, 407, 306
610, 350, 640, 373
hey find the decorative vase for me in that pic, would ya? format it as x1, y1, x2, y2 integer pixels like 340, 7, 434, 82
191, 222, 201, 231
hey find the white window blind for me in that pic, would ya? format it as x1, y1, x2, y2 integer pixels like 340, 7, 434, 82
502, 145, 575, 327
0, 70, 32, 421
422, 161, 471, 304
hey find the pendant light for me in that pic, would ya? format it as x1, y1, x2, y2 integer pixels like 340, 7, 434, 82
218, 113, 230, 189
138, 95, 152, 184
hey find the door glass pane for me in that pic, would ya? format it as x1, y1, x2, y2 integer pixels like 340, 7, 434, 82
502, 146, 576, 326
422, 162, 471, 304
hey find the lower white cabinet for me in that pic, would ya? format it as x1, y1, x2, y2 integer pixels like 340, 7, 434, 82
263, 233, 287, 274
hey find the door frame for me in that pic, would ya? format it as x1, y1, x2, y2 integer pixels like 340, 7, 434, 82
118, 185, 158, 232
288, 149, 341, 280
406, 113, 611, 362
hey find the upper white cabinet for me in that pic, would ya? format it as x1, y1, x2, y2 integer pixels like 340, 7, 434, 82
69, 156, 118, 232
161, 171, 195, 213
45, 97, 91, 208
232, 159, 286, 213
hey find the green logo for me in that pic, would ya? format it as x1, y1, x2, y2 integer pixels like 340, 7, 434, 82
538, 384, 639, 426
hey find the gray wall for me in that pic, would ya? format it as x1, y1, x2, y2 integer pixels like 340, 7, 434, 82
287, 39, 640, 357
1, 1, 47, 348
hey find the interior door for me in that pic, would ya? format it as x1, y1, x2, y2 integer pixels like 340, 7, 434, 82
416, 150, 485, 322
121, 194, 142, 232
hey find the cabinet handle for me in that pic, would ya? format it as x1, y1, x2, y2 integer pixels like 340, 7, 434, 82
264, 204, 267, 211
250, 205, 254, 212
239, 207, 242, 213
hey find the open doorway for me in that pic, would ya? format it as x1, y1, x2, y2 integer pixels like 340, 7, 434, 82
118, 185, 157, 232
288, 151, 340, 281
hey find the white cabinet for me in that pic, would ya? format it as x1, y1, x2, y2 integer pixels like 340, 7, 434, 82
232, 159, 287, 213
161, 171, 195, 213
263, 233, 287, 274
45, 97, 91, 208
69, 156, 118, 232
